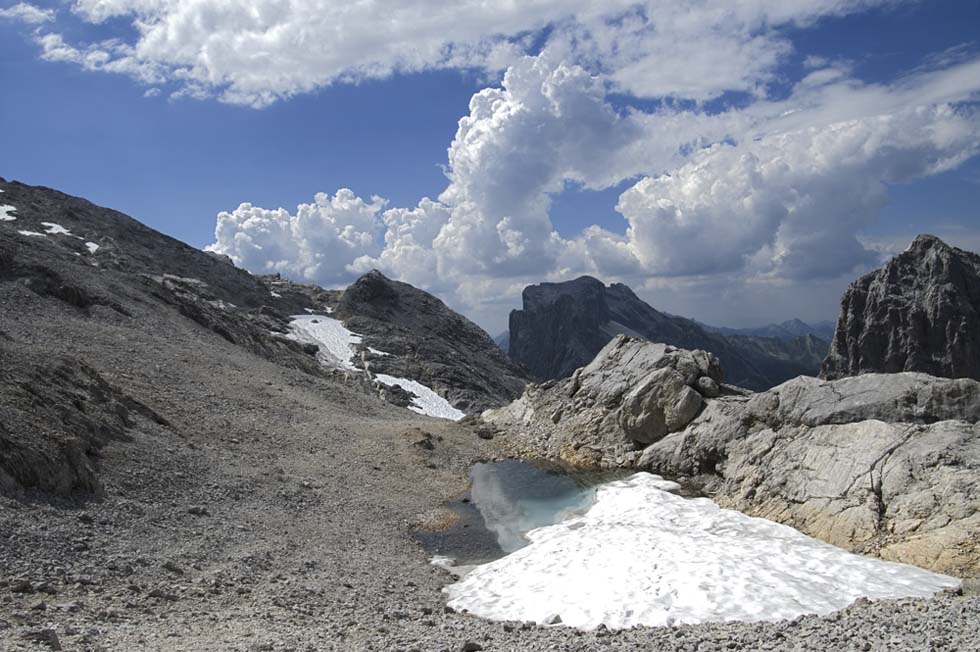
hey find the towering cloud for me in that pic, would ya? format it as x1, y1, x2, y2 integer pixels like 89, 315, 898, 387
614, 105, 980, 281
209, 190, 386, 286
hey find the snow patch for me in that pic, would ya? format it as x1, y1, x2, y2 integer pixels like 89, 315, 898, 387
18, 230, 46, 237
367, 347, 390, 356
375, 374, 465, 421
285, 314, 361, 370
41, 222, 72, 235
284, 314, 464, 420
270, 291, 282, 298
445, 473, 960, 630
85, 242, 100, 254
0, 205, 16, 221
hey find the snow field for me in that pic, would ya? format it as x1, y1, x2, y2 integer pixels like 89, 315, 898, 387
444, 473, 960, 629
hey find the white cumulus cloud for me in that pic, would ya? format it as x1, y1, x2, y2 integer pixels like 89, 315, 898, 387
0, 2, 54, 25
206, 49, 980, 331
13, 0, 901, 106
207, 189, 386, 286
614, 105, 980, 280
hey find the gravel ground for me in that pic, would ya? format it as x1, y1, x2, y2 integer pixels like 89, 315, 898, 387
1, 242, 979, 652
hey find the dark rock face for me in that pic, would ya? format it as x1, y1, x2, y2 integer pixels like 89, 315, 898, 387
821, 234, 980, 381
336, 270, 529, 413
509, 276, 827, 391
0, 341, 168, 497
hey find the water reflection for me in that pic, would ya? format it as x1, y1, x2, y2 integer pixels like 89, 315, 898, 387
469, 459, 620, 552
417, 459, 627, 565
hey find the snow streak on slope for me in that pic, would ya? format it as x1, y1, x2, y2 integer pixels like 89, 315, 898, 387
0, 205, 15, 221
374, 373, 465, 421
445, 473, 960, 630
285, 314, 362, 370
285, 314, 463, 420
41, 222, 72, 235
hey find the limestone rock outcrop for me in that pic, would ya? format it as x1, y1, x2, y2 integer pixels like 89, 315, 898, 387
821, 234, 980, 381
486, 336, 980, 576
485, 336, 724, 466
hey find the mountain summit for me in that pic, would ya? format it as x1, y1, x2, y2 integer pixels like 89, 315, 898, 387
508, 276, 828, 391
821, 234, 980, 381
336, 269, 527, 413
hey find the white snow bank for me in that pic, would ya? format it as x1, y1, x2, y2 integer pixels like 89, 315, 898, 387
18, 230, 46, 237
41, 221, 72, 235
367, 347, 390, 356
375, 373, 465, 421
85, 242, 100, 254
270, 291, 282, 298
284, 314, 464, 420
0, 205, 16, 221
445, 473, 960, 630
285, 314, 361, 370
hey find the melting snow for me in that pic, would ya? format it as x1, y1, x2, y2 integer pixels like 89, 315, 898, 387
375, 374, 465, 421
41, 222, 72, 235
367, 347, 390, 356
85, 242, 100, 254
284, 314, 463, 420
285, 314, 362, 370
445, 473, 960, 630
0, 205, 16, 221
270, 291, 282, 298
18, 230, 46, 237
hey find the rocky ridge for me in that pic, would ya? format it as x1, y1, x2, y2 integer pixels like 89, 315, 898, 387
822, 234, 980, 381
485, 335, 980, 576
0, 179, 519, 497
508, 276, 828, 391
335, 270, 529, 414
704, 318, 836, 341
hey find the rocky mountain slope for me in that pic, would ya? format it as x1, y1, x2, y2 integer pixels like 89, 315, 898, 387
335, 270, 528, 413
0, 179, 522, 499
508, 276, 828, 390
822, 234, 980, 381
485, 335, 980, 577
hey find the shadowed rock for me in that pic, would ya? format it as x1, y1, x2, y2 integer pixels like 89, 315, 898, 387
822, 234, 980, 381
508, 276, 827, 391
335, 270, 529, 413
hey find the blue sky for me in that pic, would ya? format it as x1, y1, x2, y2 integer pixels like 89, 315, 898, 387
1, 0, 979, 332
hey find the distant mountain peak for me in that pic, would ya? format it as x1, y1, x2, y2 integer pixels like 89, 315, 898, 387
509, 277, 829, 391
822, 234, 980, 380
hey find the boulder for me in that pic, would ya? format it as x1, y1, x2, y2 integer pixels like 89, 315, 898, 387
484, 335, 722, 465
